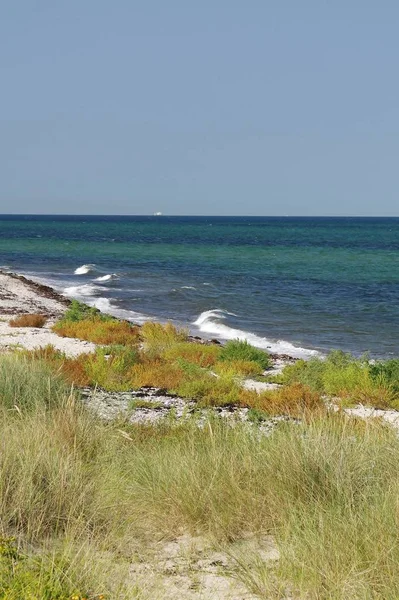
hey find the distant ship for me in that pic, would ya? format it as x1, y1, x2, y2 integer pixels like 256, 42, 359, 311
153, 211, 163, 216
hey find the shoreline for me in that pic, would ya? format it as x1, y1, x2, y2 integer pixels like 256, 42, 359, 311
0, 268, 298, 363
0, 270, 95, 356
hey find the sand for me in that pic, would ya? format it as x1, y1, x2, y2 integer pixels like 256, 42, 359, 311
0, 271, 96, 356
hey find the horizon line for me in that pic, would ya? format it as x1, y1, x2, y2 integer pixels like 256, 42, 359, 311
0, 214, 399, 219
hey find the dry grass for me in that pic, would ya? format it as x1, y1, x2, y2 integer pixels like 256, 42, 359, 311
53, 318, 140, 345
9, 313, 47, 328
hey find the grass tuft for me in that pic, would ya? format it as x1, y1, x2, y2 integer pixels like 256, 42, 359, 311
9, 313, 47, 328
219, 339, 270, 370
140, 321, 189, 357
162, 341, 221, 366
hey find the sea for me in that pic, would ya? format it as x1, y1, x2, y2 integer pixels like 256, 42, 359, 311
0, 215, 398, 359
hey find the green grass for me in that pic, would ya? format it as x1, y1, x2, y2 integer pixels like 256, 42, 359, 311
275, 350, 399, 409
3, 351, 399, 597
219, 339, 271, 370
0, 353, 72, 411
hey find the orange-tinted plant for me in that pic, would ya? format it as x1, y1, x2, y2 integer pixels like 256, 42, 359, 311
53, 318, 140, 345
163, 342, 221, 367
9, 313, 47, 328
130, 359, 185, 390
239, 383, 323, 416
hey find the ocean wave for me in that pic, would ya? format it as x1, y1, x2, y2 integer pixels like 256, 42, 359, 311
74, 264, 96, 275
181, 286, 196, 290
193, 309, 318, 359
93, 298, 150, 324
94, 274, 118, 282
64, 284, 105, 297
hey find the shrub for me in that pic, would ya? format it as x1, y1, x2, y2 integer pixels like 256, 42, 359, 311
162, 341, 221, 367
9, 313, 47, 328
130, 359, 185, 390
243, 383, 323, 417
214, 359, 263, 377
278, 351, 372, 398
54, 318, 140, 345
58, 299, 112, 323
370, 359, 399, 392
84, 346, 139, 391
176, 373, 242, 406
140, 321, 188, 357
219, 339, 270, 370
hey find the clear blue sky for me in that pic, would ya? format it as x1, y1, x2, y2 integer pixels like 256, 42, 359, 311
1, 1, 398, 215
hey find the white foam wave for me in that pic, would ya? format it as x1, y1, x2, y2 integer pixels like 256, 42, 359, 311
94, 274, 118, 282
64, 284, 105, 297
74, 264, 95, 275
193, 309, 318, 359
181, 286, 196, 290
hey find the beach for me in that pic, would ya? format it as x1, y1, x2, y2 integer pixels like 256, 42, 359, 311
0, 271, 96, 356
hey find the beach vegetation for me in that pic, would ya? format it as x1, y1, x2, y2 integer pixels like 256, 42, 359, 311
275, 350, 399, 406
162, 341, 221, 366
140, 321, 189, 357
2, 354, 399, 598
214, 358, 264, 376
129, 359, 186, 390
54, 316, 140, 345
57, 299, 112, 323
369, 358, 399, 392
0, 353, 72, 411
176, 373, 241, 406
247, 382, 324, 417
219, 339, 270, 370
9, 313, 47, 328
53, 299, 140, 345
83, 346, 139, 391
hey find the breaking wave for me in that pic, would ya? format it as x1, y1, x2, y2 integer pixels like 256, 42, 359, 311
94, 274, 118, 282
64, 284, 105, 297
74, 264, 96, 275
194, 309, 318, 359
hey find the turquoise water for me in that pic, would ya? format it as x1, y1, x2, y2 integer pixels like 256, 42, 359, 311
0, 215, 398, 358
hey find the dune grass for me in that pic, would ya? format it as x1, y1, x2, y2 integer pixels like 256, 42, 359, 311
2, 351, 399, 598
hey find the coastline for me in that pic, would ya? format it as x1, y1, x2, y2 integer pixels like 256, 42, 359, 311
0, 270, 96, 356
0, 269, 297, 365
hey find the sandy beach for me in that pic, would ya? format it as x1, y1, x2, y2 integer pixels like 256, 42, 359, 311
0, 271, 96, 356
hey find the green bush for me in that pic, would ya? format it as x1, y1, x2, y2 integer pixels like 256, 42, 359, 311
84, 346, 139, 391
278, 351, 370, 397
369, 359, 399, 392
140, 321, 188, 357
58, 299, 114, 323
219, 339, 270, 370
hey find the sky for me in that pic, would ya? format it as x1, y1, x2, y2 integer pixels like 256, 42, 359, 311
1, 1, 399, 216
